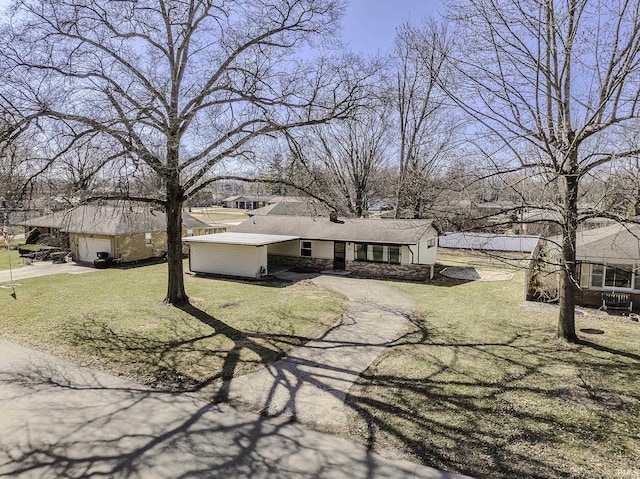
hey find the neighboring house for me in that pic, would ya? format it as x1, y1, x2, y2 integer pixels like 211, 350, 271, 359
247, 201, 331, 218
222, 195, 306, 209
21, 204, 213, 264
368, 201, 393, 211
557, 223, 640, 310
183, 213, 440, 280
439, 232, 541, 254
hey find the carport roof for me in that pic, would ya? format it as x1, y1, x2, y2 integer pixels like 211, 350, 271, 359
182, 232, 299, 246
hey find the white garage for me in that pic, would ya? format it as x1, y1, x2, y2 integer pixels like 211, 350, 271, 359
76, 236, 113, 263
183, 232, 299, 279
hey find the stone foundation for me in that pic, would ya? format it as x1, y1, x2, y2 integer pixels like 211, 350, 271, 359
268, 254, 433, 281
347, 261, 433, 281
268, 254, 333, 272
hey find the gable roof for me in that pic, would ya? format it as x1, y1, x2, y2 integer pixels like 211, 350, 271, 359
21, 204, 209, 236
247, 202, 331, 217
231, 215, 437, 245
569, 223, 640, 263
439, 232, 541, 253
222, 195, 277, 203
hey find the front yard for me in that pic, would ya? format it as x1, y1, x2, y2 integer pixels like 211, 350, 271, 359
1, 255, 638, 479
344, 266, 640, 479
0, 262, 347, 394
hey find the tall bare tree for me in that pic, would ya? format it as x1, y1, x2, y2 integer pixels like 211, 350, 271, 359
393, 19, 457, 219
4, 0, 371, 304
448, 0, 640, 341
293, 108, 390, 217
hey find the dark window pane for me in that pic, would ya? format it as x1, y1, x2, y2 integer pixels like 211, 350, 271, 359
605, 264, 632, 288
389, 246, 401, 264
356, 244, 366, 261
369, 245, 385, 262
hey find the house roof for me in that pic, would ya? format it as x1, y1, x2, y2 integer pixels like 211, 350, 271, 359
247, 202, 331, 217
21, 204, 210, 235
183, 232, 299, 246
231, 215, 437, 245
559, 223, 640, 263
222, 195, 277, 203
439, 232, 541, 253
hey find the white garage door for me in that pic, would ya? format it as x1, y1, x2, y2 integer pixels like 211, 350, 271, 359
77, 237, 112, 263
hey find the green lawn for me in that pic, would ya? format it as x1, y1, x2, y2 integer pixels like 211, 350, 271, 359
0, 262, 347, 396
0, 248, 23, 271
345, 271, 640, 479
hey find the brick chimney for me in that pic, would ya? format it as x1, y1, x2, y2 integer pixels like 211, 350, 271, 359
329, 211, 338, 223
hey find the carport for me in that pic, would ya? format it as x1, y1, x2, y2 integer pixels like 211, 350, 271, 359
183, 232, 299, 279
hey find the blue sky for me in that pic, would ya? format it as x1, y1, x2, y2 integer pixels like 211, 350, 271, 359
0, 0, 444, 54
341, 0, 444, 53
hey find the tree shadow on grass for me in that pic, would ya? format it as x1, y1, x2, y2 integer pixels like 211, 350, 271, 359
343, 317, 640, 479
8, 283, 640, 479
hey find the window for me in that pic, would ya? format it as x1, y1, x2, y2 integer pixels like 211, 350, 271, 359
427, 238, 436, 248
186, 229, 194, 237
301, 241, 312, 257
355, 243, 401, 264
590, 263, 636, 290
145, 232, 152, 247
605, 264, 633, 289
591, 264, 603, 288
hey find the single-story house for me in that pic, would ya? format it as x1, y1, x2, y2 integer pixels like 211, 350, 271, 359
222, 195, 307, 210
183, 213, 440, 280
561, 223, 640, 310
21, 204, 213, 264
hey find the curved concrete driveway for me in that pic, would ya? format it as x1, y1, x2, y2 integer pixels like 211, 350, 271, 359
225, 274, 415, 428
0, 339, 473, 479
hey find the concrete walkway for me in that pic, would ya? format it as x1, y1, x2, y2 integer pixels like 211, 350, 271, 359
225, 273, 415, 428
0, 260, 98, 283
0, 339, 472, 479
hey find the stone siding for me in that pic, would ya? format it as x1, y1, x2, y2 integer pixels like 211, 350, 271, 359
347, 261, 433, 281
268, 254, 434, 280
268, 254, 333, 272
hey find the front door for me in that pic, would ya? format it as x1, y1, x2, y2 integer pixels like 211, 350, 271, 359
333, 242, 346, 270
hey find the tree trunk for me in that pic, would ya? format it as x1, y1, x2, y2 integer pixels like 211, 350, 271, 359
558, 171, 579, 342
165, 180, 188, 305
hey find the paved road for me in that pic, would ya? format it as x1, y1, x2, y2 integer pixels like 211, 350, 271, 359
0, 339, 472, 479
226, 274, 415, 428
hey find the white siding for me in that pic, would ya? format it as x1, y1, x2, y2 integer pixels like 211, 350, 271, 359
417, 236, 438, 265
189, 243, 263, 278
267, 240, 299, 256
401, 245, 412, 265
268, 239, 333, 259
345, 242, 355, 261
312, 240, 334, 259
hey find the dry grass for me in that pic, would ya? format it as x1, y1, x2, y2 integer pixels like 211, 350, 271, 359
0, 262, 347, 395
344, 269, 640, 479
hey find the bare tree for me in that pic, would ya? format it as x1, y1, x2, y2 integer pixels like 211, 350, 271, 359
447, 0, 640, 341
292, 108, 390, 217
4, 0, 372, 305
392, 19, 457, 219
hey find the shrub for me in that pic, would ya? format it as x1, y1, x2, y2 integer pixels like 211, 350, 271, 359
18, 244, 45, 255
93, 258, 113, 269
25, 228, 40, 244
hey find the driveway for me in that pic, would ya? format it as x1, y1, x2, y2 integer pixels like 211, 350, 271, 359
225, 274, 415, 428
0, 260, 99, 284
0, 339, 472, 479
